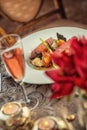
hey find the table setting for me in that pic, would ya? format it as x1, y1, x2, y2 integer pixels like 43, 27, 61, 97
0, 27, 87, 130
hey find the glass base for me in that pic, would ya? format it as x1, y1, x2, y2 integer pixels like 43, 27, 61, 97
26, 95, 39, 110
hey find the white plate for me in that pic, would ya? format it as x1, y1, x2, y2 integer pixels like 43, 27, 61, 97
22, 27, 87, 84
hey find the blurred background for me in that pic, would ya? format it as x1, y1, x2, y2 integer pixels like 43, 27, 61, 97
38, 0, 87, 24
0, 0, 87, 35
63, 0, 87, 24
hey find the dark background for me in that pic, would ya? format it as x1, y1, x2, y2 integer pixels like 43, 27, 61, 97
63, 0, 87, 24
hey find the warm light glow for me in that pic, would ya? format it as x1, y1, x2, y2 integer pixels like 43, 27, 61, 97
9, 104, 13, 109
38, 118, 55, 130
2, 102, 19, 115
44, 121, 49, 126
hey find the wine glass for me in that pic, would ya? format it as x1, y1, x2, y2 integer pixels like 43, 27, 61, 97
0, 34, 39, 110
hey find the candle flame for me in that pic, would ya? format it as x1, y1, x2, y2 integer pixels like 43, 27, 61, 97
8, 104, 13, 109
44, 121, 49, 126
38, 118, 55, 130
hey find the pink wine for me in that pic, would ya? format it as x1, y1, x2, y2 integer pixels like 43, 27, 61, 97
2, 48, 25, 81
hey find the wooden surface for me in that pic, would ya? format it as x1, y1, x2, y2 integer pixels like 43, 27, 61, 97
0, 0, 87, 37
0, 0, 67, 35
15, 19, 87, 37
0, 0, 42, 22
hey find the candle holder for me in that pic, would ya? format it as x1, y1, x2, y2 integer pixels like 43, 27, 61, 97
32, 116, 69, 130
0, 101, 33, 130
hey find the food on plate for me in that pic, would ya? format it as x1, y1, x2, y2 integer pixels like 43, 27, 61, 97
29, 33, 66, 69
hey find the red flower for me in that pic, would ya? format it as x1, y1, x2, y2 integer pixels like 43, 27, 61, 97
70, 36, 87, 78
46, 69, 75, 99
50, 82, 74, 99
46, 69, 74, 82
74, 77, 87, 91
51, 52, 76, 75
45, 36, 87, 99
74, 56, 87, 78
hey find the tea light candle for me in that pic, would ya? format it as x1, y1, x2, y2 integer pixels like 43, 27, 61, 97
38, 118, 55, 130
2, 102, 20, 115
0, 101, 32, 130
33, 116, 69, 130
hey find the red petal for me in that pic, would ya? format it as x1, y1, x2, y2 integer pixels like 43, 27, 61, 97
45, 70, 60, 82
50, 82, 74, 99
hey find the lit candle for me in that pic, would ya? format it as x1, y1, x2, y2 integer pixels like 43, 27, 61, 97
2, 102, 20, 115
0, 102, 32, 130
38, 118, 56, 130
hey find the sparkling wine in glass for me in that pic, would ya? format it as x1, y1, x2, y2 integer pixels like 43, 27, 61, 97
0, 34, 39, 110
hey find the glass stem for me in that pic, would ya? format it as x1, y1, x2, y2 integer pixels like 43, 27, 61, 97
20, 82, 30, 103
